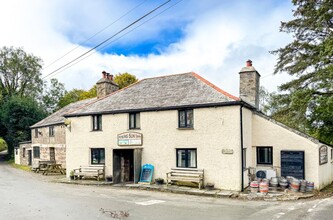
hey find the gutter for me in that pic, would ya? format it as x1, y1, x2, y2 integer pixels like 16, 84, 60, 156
64, 101, 255, 118
240, 104, 244, 192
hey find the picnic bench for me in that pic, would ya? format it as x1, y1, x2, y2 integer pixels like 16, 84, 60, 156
35, 160, 56, 173
43, 163, 65, 175
73, 165, 105, 181
166, 168, 204, 189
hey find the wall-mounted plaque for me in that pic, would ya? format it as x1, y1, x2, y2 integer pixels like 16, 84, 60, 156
117, 132, 142, 146
222, 149, 234, 154
319, 145, 328, 165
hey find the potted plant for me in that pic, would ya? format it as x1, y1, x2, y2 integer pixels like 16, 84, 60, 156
70, 170, 75, 180
205, 183, 214, 190
155, 178, 164, 185
105, 175, 113, 182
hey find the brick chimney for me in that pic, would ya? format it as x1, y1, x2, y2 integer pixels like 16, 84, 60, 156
239, 60, 260, 109
96, 71, 119, 98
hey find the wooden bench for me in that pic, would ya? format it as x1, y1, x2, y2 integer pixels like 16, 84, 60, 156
166, 168, 204, 189
73, 165, 105, 181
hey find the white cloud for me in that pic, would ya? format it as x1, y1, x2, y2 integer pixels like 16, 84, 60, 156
0, 0, 294, 96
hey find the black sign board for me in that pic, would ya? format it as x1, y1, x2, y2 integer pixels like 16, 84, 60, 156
281, 151, 305, 179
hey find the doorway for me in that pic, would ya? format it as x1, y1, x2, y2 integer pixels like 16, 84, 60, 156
28, 150, 32, 166
50, 147, 55, 161
113, 149, 142, 184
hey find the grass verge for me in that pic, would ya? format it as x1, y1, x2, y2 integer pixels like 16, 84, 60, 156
7, 159, 31, 172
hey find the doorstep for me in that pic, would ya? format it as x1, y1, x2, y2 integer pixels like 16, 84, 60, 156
55, 178, 113, 186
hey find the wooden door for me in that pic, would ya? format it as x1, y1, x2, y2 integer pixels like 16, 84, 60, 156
28, 150, 32, 165
50, 147, 55, 161
113, 150, 121, 184
133, 149, 142, 183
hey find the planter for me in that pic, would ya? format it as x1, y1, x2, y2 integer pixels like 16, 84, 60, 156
105, 176, 113, 182
155, 179, 164, 185
205, 183, 215, 190
70, 176, 74, 180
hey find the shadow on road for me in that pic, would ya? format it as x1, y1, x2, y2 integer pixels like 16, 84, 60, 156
0, 150, 8, 162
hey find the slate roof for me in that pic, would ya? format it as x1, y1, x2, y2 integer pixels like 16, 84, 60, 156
65, 72, 239, 117
30, 98, 96, 128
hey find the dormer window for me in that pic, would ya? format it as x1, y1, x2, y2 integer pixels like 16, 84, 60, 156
92, 115, 102, 131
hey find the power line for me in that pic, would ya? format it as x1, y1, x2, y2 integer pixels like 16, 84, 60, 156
43, 0, 171, 80
42, 0, 149, 71
44, 0, 183, 79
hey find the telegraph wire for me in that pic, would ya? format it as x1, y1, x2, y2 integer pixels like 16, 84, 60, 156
43, 0, 171, 79
42, 0, 149, 71
43, 0, 183, 78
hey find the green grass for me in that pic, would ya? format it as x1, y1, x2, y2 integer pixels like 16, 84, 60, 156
7, 160, 31, 172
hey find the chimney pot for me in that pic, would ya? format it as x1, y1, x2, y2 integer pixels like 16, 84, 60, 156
246, 60, 252, 67
102, 71, 107, 78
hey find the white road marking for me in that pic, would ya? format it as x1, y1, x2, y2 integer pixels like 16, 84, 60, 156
136, 200, 166, 206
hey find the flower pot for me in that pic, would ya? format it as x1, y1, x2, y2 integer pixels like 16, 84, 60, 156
70, 176, 74, 180
106, 176, 113, 182
155, 179, 164, 185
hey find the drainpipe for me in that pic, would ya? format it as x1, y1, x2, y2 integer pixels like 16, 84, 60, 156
240, 105, 244, 192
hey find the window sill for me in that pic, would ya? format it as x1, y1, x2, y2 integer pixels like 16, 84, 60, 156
177, 127, 194, 130
128, 128, 141, 130
91, 130, 103, 132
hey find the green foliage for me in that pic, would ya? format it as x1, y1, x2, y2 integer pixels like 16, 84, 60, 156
269, 0, 333, 144
114, 72, 138, 89
0, 46, 43, 99
0, 137, 7, 152
0, 96, 47, 157
57, 86, 97, 109
42, 78, 67, 113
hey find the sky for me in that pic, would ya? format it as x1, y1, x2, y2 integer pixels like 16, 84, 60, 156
0, 0, 295, 96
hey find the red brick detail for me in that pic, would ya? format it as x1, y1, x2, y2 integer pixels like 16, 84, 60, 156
190, 72, 240, 101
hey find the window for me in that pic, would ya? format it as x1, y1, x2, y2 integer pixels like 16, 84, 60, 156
33, 146, 40, 158
35, 129, 39, 138
92, 115, 102, 131
129, 113, 140, 129
49, 126, 55, 137
176, 149, 197, 168
242, 148, 247, 171
178, 109, 193, 128
331, 148, 333, 160
23, 148, 26, 157
257, 147, 272, 165
91, 148, 105, 165
15, 149, 18, 155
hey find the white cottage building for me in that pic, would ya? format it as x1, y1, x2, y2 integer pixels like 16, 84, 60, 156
64, 61, 333, 191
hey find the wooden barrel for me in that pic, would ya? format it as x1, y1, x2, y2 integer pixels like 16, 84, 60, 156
290, 179, 300, 192
306, 182, 314, 192
259, 181, 269, 194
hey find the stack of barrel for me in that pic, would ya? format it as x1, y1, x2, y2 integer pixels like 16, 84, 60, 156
250, 181, 259, 193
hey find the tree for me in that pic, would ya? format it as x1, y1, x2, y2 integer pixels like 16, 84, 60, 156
0, 46, 43, 99
114, 72, 138, 89
57, 85, 97, 109
0, 96, 47, 158
42, 78, 66, 113
0, 138, 7, 152
270, 0, 333, 144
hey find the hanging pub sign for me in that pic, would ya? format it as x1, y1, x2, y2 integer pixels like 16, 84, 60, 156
319, 145, 328, 165
117, 132, 143, 146
139, 164, 154, 183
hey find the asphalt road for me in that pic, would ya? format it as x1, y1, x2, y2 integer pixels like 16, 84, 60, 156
0, 160, 333, 220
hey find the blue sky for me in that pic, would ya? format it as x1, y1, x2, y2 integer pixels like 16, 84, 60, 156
0, 0, 294, 95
